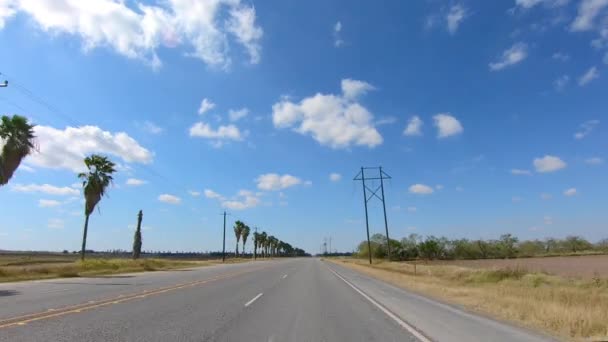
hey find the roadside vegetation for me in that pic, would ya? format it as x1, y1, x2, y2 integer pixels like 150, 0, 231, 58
330, 258, 608, 341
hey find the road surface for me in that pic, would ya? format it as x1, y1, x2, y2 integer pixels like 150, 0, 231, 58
0, 258, 557, 341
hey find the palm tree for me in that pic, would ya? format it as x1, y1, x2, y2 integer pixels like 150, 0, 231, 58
259, 232, 267, 258
0, 115, 36, 186
233, 220, 244, 257
268, 235, 276, 257
241, 224, 250, 257
253, 231, 260, 260
78, 154, 116, 261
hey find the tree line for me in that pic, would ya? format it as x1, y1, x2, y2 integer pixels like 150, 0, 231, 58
0, 115, 307, 260
358, 233, 608, 261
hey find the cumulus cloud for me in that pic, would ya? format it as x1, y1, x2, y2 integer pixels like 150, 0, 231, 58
12, 183, 79, 196
139, 121, 163, 134
433, 113, 463, 138
329, 173, 342, 182
26, 125, 152, 172
409, 184, 434, 195
158, 194, 181, 204
333, 21, 344, 47
228, 108, 249, 122
446, 4, 467, 34
533, 155, 567, 173
189, 122, 243, 146
571, 0, 608, 31
403, 116, 423, 136
221, 190, 261, 210
256, 173, 302, 191
578, 66, 599, 86
574, 120, 599, 139
489, 43, 528, 71
204, 189, 224, 200
511, 169, 532, 175
0, 0, 263, 69
39, 199, 62, 208
198, 98, 216, 115
515, 0, 570, 9
271, 79, 382, 149
126, 178, 147, 186
563, 187, 577, 196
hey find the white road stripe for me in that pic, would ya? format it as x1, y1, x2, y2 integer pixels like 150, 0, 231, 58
327, 266, 432, 342
244, 293, 263, 307
282, 274, 287, 279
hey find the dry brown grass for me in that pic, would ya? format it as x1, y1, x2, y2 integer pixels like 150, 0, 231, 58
0, 256, 251, 282
329, 258, 608, 341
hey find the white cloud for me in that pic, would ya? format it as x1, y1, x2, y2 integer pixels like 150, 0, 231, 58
188, 190, 201, 197
540, 193, 553, 200
578, 66, 599, 86
204, 189, 224, 200
409, 184, 434, 195
489, 43, 528, 71
446, 4, 467, 34
544, 215, 553, 225
534, 155, 567, 173
26, 125, 152, 172
158, 194, 181, 204
126, 178, 147, 186
329, 173, 342, 182
256, 173, 302, 191
515, 0, 570, 9
552, 52, 570, 61
12, 183, 79, 196
375, 116, 397, 126
189, 122, 243, 145
585, 157, 604, 164
341, 79, 375, 100
435, 184, 444, 190
228, 108, 249, 122
553, 75, 570, 91
574, 119, 599, 139
407, 206, 417, 213
47, 218, 64, 229
18, 164, 35, 173
198, 98, 216, 115
433, 113, 463, 138
333, 21, 344, 47
403, 116, 423, 136
140, 121, 163, 134
563, 187, 577, 196
221, 190, 260, 210
1, 0, 263, 69
571, 0, 608, 31
39, 199, 61, 208
271, 79, 382, 149
511, 169, 532, 175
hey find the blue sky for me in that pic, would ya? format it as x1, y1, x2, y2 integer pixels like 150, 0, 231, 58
0, 0, 607, 254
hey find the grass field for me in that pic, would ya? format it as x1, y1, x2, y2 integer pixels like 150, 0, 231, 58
425, 254, 608, 279
329, 258, 608, 341
0, 253, 248, 282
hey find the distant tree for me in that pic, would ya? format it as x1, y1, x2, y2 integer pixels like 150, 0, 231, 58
78, 154, 116, 261
563, 236, 592, 253
253, 231, 260, 259
499, 234, 518, 258
132, 210, 143, 259
517, 239, 545, 257
233, 220, 244, 257
0, 115, 36, 186
418, 236, 442, 260
259, 232, 267, 258
241, 224, 250, 256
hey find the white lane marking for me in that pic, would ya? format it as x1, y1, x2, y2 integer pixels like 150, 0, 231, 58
282, 274, 287, 279
244, 293, 263, 307
327, 266, 432, 342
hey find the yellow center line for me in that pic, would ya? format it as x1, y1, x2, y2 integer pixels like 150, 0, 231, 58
0, 264, 272, 330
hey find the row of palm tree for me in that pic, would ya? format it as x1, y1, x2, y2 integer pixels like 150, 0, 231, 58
1, 114, 305, 260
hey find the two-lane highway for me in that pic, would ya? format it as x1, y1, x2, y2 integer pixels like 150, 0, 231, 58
0, 258, 557, 341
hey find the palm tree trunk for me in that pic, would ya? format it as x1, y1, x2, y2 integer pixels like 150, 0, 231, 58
81, 214, 90, 261
235, 242, 239, 257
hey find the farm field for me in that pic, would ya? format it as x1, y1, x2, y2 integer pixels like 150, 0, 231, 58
425, 254, 608, 278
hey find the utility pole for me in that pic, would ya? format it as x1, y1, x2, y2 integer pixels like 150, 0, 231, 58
222, 211, 227, 262
329, 236, 332, 255
354, 166, 393, 264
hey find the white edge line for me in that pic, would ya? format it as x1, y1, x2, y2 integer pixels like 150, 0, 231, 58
244, 293, 263, 307
327, 266, 432, 342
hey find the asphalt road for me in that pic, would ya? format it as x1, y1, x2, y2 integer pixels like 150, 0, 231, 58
0, 258, 557, 342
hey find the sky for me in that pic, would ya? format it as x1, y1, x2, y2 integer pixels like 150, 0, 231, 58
0, 0, 607, 255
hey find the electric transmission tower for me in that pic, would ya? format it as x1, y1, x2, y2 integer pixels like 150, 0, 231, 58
354, 166, 392, 264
